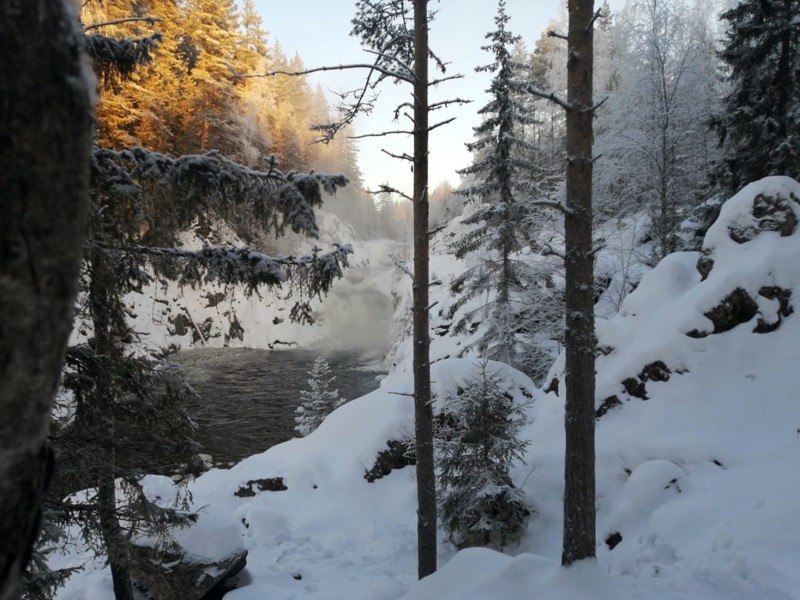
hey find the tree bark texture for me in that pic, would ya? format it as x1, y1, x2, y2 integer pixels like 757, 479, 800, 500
562, 0, 597, 566
412, 0, 437, 580
0, 1, 94, 597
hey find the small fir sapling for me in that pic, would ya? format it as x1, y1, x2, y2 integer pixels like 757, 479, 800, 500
295, 357, 344, 437
437, 360, 530, 549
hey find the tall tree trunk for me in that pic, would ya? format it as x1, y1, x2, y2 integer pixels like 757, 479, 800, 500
88, 250, 135, 600
0, 1, 93, 597
412, 0, 436, 580
562, 0, 597, 566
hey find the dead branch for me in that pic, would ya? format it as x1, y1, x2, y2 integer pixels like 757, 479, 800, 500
524, 85, 573, 112
529, 200, 573, 215
382, 148, 413, 162
429, 117, 456, 132
547, 29, 568, 41
349, 129, 414, 139
367, 184, 412, 202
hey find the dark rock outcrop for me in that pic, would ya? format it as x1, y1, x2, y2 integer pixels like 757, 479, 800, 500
130, 543, 247, 600
364, 440, 416, 482
234, 477, 287, 497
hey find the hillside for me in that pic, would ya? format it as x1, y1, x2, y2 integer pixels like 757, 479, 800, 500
53, 177, 800, 599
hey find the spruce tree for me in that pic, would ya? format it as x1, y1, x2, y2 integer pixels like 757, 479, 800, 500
33, 16, 351, 599
712, 0, 800, 194
437, 360, 530, 550
450, 0, 539, 369
295, 357, 343, 437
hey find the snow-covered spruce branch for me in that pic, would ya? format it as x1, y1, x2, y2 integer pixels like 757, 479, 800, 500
91, 146, 348, 239
120, 243, 353, 297
84, 32, 162, 83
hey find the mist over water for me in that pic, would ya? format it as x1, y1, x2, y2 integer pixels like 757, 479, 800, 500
316, 266, 396, 355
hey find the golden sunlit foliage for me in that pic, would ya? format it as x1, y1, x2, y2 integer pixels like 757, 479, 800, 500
81, 0, 359, 177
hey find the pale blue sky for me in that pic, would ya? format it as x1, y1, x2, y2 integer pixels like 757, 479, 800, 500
252, 1, 622, 195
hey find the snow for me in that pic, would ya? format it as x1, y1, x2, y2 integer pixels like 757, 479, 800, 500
54, 177, 800, 600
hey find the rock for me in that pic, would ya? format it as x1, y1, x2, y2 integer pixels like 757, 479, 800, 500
596, 395, 622, 419
130, 543, 247, 600
728, 192, 799, 243
234, 477, 288, 497
704, 287, 759, 334
696, 254, 714, 281
364, 440, 416, 482
754, 286, 793, 333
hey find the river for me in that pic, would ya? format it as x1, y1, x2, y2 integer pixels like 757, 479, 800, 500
174, 347, 385, 466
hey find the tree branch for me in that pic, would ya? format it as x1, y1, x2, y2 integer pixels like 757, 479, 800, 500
367, 184, 412, 202
430, 97, 472, 111
587, 7, 604, 32
529, 200, 574, 215
83, 17, 161, 32
429, 117, 456, 132
523, 84, 573, 112
429, 73, 464, 86
381, 148, 413, 162
349, 129, 414, 139
547, 29, 568, 41
389, 254, 414, 280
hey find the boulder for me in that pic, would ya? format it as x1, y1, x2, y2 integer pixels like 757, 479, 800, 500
130, 542, 247, 600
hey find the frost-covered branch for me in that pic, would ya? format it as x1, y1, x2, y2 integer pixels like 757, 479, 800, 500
389, 254, 414, 280
91, 146, 348, 240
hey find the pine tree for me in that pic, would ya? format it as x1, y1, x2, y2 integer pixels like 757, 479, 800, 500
294, 357, 343, 437
449, 0, 538, 369
437, 360, 530, 550
712, 0, 800, 194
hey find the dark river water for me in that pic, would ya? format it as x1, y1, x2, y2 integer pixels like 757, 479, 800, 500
173, 347, 385, 466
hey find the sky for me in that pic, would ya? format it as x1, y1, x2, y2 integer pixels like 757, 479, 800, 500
252, 0, 623, 196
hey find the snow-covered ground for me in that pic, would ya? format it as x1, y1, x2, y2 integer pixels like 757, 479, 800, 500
55, 178, 800, 599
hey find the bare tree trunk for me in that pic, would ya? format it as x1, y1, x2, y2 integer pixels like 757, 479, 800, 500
562, 0, 597, 566
412, 0, 436, 580
0, 1, 93, 597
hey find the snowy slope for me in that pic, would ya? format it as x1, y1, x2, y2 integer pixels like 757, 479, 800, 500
55, 178, 800, 599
